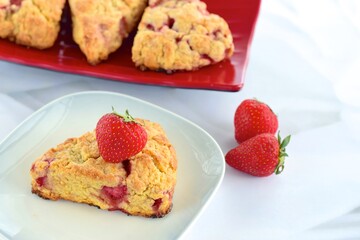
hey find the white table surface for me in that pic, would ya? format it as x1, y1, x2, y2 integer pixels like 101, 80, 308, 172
1, 0, 360, 239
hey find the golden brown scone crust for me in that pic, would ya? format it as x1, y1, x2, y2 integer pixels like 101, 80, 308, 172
131, 0, 234, 72
68, 0, 147, 65
0, 0, 66, 49
30, 119, 177, 218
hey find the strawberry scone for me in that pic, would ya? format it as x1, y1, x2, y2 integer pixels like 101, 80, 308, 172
30, 119, 177, 218
131, 0, 234, 72
0, 0, 66, 49
68, 0, 147, 65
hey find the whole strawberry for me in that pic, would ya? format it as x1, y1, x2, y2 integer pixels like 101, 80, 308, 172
225, 133, 290, 177
96, 108, 147, 163
234, 99, 278, 143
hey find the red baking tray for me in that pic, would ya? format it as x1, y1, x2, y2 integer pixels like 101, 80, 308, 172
0, 0, 261, 91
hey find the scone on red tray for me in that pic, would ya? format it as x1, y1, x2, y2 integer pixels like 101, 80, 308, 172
68, 0, 147, 65
30, 117, 177, 218
132, 0, 234, 72
0, 0, 66, 49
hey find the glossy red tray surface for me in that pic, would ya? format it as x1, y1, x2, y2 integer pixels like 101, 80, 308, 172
0, 0, 260, 91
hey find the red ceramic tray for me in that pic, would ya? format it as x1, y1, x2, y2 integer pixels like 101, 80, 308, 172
0, 0, 260, 91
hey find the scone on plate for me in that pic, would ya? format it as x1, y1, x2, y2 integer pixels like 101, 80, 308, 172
132, 0, 234, 72
0, 0, 66, 49
68, 0, 147, 65
30, 119, 177, 218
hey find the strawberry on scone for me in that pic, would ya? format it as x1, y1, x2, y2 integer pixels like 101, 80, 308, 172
96, 109, 147, 163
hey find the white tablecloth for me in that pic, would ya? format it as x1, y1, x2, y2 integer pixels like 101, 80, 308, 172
1, 0, 360, 239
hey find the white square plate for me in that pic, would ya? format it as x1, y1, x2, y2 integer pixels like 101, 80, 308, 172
0, 91, 225, 240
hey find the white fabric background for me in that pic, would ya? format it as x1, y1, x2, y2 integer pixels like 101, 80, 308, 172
1, 0, 360, 239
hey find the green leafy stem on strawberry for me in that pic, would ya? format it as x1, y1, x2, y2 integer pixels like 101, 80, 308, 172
111, 107, 145, 126
274, 133, 291, 175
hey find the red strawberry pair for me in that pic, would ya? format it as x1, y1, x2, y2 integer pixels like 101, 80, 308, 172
225, 99, 291, 177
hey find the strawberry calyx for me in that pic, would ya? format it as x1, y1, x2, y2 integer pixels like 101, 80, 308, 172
112, 107, 143, 125
274, 132, 291, 175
